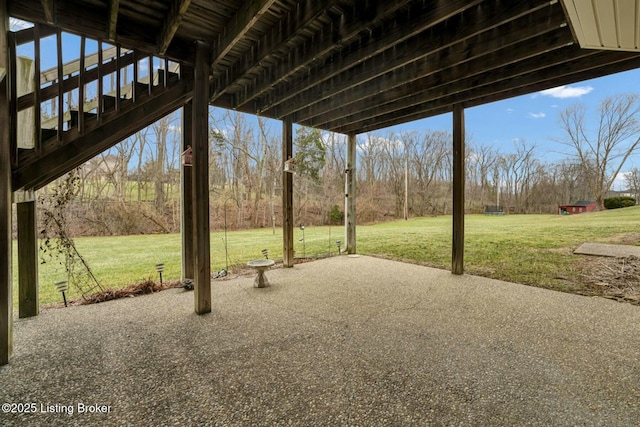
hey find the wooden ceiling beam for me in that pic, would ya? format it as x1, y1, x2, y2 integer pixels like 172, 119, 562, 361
157, 0, 192, 56
222, 0, 414, 107
210, 0, 340, 101
312, 36, 578, 132
107, 0, 119, 41
40, 0, 54, 24
334, 51, 640, 134
459, 56, 640, 110
9, 0, 194, 63
256, 0, 485, 115
210, 0, 277, 70
261, 0, 548, 119
12, 23, 56, 45
302, 9, 569, 128
335, 49, 600, 133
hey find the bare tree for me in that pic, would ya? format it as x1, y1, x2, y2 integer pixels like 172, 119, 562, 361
409, 130, 450, 216
558, 94, 640, 209
624, 167, 640, 203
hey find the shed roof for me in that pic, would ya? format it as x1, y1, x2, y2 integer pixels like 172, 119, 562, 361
562, 201, 597, 207
8, 0, 640, 134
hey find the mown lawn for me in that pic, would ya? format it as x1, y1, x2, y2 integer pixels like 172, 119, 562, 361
11, 206, 640, 306
359, 208, 640, 292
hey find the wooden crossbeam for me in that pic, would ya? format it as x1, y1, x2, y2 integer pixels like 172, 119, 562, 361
340, 51, 640, 134
210, 0, 276, 69
12, 22, 56, 45
304, 15, 571, 130
157, 0, 192, 56
265, 0, 548, 120
231, 0, 414, 109
40, 0, 54, 24
107, 0, 119, 41
10, 0, 194, 64
210, 0, 339, 101
255, 0, 485, 117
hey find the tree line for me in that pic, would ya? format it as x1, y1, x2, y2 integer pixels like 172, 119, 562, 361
31, 93, 640, 237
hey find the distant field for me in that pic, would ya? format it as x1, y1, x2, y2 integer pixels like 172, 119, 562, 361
11, 206, 640, 307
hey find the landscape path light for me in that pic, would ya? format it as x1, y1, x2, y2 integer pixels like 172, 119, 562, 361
155, 263, 165, 284
55, 281, 69, 307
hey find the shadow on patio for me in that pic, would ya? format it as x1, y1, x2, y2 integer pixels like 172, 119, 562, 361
1, 256, 639, 426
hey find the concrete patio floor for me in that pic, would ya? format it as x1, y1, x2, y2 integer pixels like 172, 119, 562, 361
1, 255, 639, 426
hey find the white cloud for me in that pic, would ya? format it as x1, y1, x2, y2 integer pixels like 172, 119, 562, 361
506, 108, 515, 114
539, 85, 594, 98
612, 171, 630, 191
528, 112, 546, 119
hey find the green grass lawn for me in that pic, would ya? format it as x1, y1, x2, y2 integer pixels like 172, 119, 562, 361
11, 206, 640, 307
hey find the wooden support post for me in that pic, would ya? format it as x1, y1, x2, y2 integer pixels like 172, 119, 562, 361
34, 25, 41, 151
56, 29, 63, 139
192, 41, 211, 314
17, 198, 39, 318
0, 0, 13, 365
78, 36, 85, 133
282, 117, 294, 267
345, 133, 357, 254
181, 101, 194, 282
452, 104, 465, 275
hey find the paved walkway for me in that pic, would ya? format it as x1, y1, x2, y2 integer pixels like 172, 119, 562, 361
1, 256, 639, 426
575, 242, 640, 258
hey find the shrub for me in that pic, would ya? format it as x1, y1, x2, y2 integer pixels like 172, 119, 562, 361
328, 204, 344, 224
603, 196, 636, 209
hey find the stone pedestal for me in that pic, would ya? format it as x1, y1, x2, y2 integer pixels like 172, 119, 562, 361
247, 260, 275, 288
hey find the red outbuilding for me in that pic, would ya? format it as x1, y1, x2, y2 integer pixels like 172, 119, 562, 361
558, 200, 598, 215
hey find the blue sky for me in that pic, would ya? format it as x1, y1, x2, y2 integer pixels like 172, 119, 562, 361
392, 68, 640, 164
12, 19, 640, 188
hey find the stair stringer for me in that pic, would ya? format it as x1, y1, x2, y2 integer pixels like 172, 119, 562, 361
12, 77, 193, 191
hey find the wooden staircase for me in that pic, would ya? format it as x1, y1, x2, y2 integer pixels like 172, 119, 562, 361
9, 23, 193, 192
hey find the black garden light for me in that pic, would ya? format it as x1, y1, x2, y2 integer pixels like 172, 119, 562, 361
336, 240, 342, 254
155, 263, 165, 284
55, 281, 69, 307
261, 248, 269, 259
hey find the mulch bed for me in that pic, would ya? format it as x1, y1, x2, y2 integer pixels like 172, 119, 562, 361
80, 279, 184, 304
578, 255, 640, 305
42, 279, 184, 310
